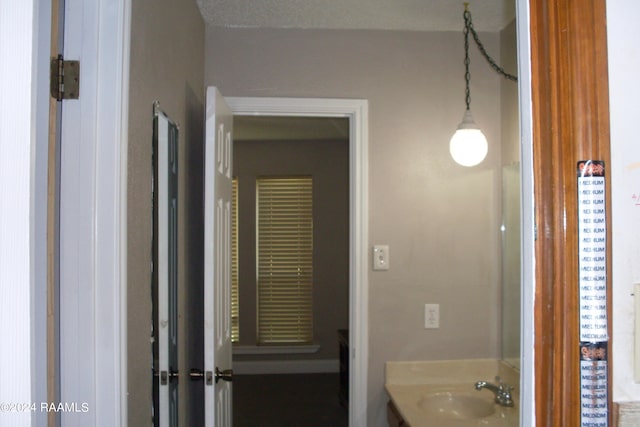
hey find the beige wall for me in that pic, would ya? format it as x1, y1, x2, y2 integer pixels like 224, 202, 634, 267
205, 27, 504, 426
127, 0, 205, 425
500, 20, 520, 166
233, 139, 350, 362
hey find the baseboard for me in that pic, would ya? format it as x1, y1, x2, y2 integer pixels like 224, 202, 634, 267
232, 358, 339, 375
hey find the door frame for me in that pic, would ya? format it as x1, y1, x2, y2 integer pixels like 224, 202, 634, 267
515, 0, 535, 424
528, 0, 612, 425
0, 1, 51, 424
1, 0, 131, 425
226, 96, 369, 427
57, 0, 131, 425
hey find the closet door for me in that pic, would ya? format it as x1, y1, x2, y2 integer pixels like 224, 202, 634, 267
203, 87, 234, 427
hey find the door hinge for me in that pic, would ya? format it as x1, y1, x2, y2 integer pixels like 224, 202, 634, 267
50, 54, 79, 101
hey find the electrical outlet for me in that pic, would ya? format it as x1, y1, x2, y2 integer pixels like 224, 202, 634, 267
425, 304, 440, 329
373, 245, 389, 270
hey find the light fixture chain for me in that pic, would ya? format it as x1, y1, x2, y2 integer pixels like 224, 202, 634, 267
464, 11, 471, 110
464, 9, 518, 82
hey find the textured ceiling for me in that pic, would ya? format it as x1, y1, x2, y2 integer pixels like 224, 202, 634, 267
197, 0, 516, 32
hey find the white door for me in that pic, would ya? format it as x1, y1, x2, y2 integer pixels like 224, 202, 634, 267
204, 87, 234, 427
155, 105, 180, 427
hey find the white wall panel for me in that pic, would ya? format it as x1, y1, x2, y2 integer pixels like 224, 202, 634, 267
608, 0, 640, 404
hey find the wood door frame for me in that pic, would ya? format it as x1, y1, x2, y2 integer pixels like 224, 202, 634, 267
529, 0, 612, 425
226, 96, 369, 427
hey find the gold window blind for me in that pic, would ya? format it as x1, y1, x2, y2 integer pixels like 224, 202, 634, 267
256, 176, 313, 344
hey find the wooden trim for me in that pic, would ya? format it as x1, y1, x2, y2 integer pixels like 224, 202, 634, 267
530, 1, 612, 425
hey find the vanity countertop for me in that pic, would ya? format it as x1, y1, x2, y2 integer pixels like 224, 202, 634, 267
385, 359, 519, 427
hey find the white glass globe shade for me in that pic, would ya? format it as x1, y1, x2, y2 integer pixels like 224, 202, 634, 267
449, 129, 488, 167
449, 110, 488, 167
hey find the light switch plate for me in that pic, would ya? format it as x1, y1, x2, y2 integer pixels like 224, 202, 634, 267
425, 304, 440, 329
373, 245, 389, 270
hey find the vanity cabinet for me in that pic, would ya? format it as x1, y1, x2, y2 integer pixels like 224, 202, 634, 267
387, 400, 406, 427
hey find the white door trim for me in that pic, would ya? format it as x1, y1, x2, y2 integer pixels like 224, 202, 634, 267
226, 96, 369, 427
58, 0, 130, 425
0, 1, 49, 425
515, 0, 535, 425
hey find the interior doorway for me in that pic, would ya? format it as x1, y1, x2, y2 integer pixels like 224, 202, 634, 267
226, 96, 369, 427
231, 115, 350, 426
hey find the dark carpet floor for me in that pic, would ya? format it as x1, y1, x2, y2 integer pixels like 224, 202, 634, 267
232, 373, 348, 427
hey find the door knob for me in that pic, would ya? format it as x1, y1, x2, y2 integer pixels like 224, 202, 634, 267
215, 367, 233, 383
190, 368, 214, 385
190, 368, 204, 381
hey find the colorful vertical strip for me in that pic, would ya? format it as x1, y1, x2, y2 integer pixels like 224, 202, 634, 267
577, 160, 608, 427
580, 342, 608, 426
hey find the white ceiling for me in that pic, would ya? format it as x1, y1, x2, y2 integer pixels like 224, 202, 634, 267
197, 0, 516, 33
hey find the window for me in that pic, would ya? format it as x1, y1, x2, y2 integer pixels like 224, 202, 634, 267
231, 178, 239, 343
256, 176, 313, 344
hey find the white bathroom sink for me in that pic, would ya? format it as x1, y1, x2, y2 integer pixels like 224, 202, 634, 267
417, 391, 496, 420
385, 360, 519, 426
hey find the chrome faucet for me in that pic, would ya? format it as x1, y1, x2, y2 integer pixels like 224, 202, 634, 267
474, 376, 514, 407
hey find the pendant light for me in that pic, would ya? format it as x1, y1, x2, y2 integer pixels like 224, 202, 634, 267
450, 3, 518, 167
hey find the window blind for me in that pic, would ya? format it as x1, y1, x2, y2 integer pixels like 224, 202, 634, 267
231, 178, 239, 343
256, 176, 313, 344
